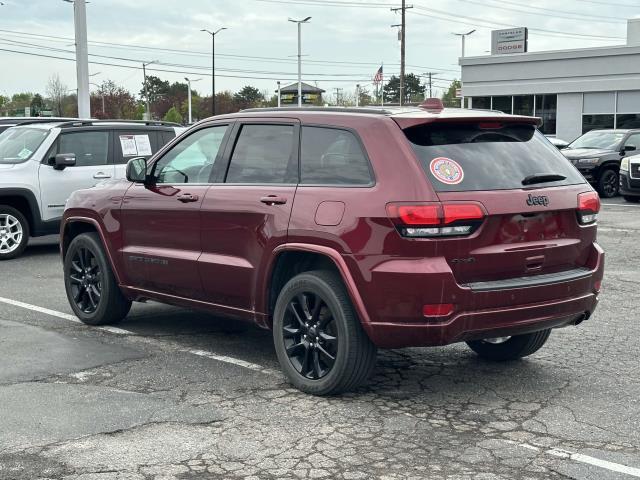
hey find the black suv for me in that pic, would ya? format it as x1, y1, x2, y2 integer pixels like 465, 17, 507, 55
562, 129, 640, 198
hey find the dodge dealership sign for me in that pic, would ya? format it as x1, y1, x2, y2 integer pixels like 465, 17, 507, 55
491, 27, 528, 55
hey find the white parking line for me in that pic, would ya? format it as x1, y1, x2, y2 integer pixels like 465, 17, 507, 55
506, 441, 640, 478
602, 203, 640, 208
598, 227, 631, 233
0, 296, 275, 375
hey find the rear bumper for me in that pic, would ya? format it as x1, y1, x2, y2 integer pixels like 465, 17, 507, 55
352, 243, 604, 349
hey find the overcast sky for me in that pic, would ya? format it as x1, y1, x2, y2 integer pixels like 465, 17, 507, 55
0, 0, 636, 101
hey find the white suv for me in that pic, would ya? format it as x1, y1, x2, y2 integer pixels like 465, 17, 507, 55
0, 120, 185, 260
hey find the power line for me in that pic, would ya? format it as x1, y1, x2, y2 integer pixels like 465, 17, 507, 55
0, 28, 459, 73
250, 0, 626, 40
451, 0, 625, 24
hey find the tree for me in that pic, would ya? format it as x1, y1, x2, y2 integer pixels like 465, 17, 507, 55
163, 106, 183, 124
441, 79, 462, 108
383, 73, 425, 104
234, 86, 264, 109
357, 87, 372, 106
90, 80, 138, 119
46, 74, 68, 116
30, 94, 45, 116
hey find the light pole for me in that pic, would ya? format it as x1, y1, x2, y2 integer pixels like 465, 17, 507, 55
453, 29, 475, 108
288, 17, 311, 108
277, 81, 281, 108
62, 0, 90, 118
142, 60, 158, 120
201, 27, 227, 116
89, 82, 104, 116
184, 77, 201, 124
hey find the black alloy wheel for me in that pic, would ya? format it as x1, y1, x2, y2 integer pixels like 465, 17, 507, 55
598, 169, 619, 198
68, 246, 103, 314
283, 292, 338, 380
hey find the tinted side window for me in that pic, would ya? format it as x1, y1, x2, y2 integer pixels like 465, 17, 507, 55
301, 127, 372, 185
226, 124, 295, 184
58, 131, 109, 167
153, 125, 228, 184
114, 131, 158, 165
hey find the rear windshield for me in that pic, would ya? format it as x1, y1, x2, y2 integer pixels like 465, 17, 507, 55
0, 127, 49, 164
404, 123, 585, 192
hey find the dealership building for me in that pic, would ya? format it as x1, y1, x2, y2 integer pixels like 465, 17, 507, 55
460, 19, 640, 142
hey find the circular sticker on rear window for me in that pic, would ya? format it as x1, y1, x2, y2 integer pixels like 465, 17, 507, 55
429, 157, 464, 185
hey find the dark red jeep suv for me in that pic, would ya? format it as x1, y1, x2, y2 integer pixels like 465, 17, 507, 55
61, 104, 604, 395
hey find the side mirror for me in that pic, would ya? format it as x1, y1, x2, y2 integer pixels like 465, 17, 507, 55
126, 157, 148, 183
622, 145, 636, 154
53, 153, 76, 170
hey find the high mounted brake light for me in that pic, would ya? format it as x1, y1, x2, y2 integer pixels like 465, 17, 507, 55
387, 202, 485, 238
577, 192, 600, 225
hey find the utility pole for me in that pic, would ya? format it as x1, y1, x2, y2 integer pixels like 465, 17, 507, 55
391, 1, 412, 106
355, 84, 360, 107
288, 17, 311, 108
423, 72, 433, 99
201, 28, 227, 116
334, 88, 343, 106
66, 0, 90, 118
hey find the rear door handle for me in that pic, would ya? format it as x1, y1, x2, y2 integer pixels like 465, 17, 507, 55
93, 172, 112, 179
260, 195, 287, 205
177, 193, 199, 203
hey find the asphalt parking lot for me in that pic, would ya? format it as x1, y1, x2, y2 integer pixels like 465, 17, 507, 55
0, 198, 639, 480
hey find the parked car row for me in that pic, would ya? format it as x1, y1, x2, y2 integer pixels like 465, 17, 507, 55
48, 102, 602, 395
0, 119, 185, 260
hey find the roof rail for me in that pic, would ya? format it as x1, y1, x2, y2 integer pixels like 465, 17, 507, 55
54, 119, 182, 128
8, 117, 78, 127
239, 106, 394, 115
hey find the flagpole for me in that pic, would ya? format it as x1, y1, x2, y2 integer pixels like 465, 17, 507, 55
381, 62, 384, 107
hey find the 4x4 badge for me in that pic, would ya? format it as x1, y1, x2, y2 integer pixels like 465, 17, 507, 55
526, 194, 549, 207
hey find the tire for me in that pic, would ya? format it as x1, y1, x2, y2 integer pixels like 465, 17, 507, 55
623, 195, 640, 203
0, 205, 30, 260
466, 329, 551, 362
597, 169, 619, 198
273, 270, 377, 396
64, 232, 131, 325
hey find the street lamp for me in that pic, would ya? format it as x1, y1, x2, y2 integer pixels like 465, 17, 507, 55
89, 82, 104, 116
288, 16, 311, 108
201, 27, 227, 116
184, 77, 201, 124
453, 29, 475, 108
142, 60, 158, 120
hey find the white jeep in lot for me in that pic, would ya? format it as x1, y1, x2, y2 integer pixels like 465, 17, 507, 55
0, 119, 185, 260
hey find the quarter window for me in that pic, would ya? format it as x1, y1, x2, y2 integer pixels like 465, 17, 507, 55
153, 125, 228, 184
226, 124, 296, 184
58, 131, 109, 167
300, 127, 372, 185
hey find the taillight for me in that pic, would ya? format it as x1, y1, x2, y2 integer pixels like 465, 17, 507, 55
423, 303, 454, 317
387, 202, 485, 238
577, 192, 600, 225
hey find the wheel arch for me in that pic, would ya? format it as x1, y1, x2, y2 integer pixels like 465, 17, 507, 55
62, 216, 122, 284
262, 243, 372, 331
0, 188, 41, 235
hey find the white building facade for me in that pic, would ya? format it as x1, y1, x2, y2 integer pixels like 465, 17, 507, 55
460, 20, 640, 142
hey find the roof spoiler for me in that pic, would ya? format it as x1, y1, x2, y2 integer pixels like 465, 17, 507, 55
393, 115, 542, 130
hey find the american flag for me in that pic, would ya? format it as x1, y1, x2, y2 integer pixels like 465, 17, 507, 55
373, 66, 383, 84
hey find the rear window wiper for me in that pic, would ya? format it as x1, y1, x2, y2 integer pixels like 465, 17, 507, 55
522, 173, 567, 186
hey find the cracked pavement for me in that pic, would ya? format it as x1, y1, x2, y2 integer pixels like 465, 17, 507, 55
0, 198, 638, 480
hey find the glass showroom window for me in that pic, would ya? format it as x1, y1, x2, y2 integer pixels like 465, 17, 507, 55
617, 114, 640, 129
582, 114, 615, 133
513, 95, 534, 117
535, 95, 557, 135
492, 96, 512, 114
616, 91, 640, 129
471, 97, 491, 110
